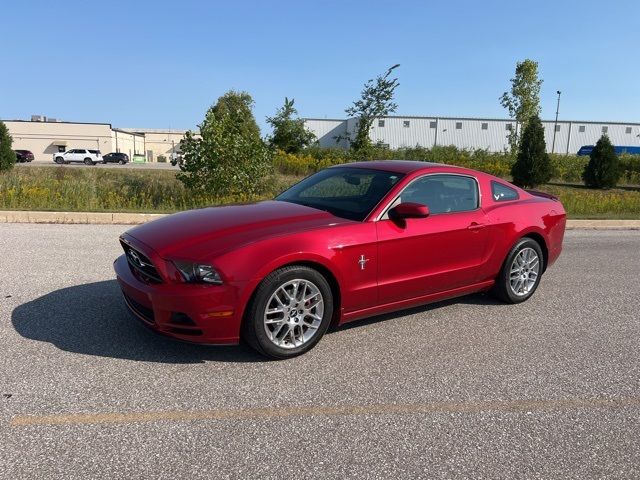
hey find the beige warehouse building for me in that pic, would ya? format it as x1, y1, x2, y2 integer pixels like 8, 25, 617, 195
4, 118, 191, 163
119, 128, 189, 163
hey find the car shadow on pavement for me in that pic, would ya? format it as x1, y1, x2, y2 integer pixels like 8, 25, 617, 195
11, 280, 266, 364
332, 292, 505, 332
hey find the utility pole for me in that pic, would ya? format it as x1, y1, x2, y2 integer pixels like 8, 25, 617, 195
551, 90, 561, 154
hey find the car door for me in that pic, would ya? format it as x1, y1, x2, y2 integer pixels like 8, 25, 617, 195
376, 173, 489, 304
70, 149, 83, 162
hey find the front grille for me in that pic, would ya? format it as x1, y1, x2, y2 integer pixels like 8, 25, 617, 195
120, 240, 163, 284
123, 293, 155, 323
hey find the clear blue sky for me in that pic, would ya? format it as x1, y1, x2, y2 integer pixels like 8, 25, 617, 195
2, 0, 639, 134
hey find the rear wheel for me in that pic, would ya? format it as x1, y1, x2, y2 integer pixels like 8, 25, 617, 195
243, 266, 333, 359
84, 157, 94, 165
119, 159, 125, 165
55, 156, 64, 164
491, 238, 543, 304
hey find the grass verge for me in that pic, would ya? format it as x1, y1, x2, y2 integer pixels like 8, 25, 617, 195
1, 165, 639, 219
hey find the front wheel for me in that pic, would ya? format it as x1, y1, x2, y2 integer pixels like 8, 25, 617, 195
243, 266, 333, 359
55, 156, 64, 164
84, 158, 95, 165
491, 238, 544, 304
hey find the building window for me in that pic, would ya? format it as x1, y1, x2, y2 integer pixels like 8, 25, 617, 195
506, 123, 513, 131
579, 125, 586, 133
403, 120, 410, 128
602, 126, 608, 133
378, 120, 385, 127
429, 121, 437, 129
626, 126, 632, 134
555, 124, 561, 132
456, 122, 462, 130
481, 123, 488, 130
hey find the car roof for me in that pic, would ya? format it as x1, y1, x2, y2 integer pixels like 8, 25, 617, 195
332, 160, 469, 175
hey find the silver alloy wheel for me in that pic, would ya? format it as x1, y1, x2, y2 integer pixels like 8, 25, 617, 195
263, 279, 324, 349
509, 247, 540, 297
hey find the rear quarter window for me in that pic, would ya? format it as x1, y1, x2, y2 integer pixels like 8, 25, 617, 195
491, 181, 519, 202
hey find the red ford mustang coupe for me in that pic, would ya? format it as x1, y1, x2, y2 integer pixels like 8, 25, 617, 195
114, 161, 566, 358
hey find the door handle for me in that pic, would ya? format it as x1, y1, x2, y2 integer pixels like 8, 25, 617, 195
467, 222, 486, 231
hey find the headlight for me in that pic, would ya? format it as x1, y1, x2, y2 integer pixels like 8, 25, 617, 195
173, 261, 223, 285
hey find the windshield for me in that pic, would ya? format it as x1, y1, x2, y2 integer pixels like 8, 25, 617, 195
276, 167, 403, 221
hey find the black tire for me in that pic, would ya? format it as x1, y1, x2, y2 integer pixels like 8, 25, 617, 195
490, 237, 544, 304
242, 266, 334, 359
55, 156, 64, 164
102, 160, 107, 164
84, 158, 94, 165
119, 159, 125, 165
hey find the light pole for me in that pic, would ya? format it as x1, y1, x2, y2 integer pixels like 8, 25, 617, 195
551, 90, 561, 154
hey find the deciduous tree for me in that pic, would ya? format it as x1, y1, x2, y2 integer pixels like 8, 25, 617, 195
344, 64, 400, 154
177, 91, 272, 198
500, 59, 543, 152
267, 98, 316, 153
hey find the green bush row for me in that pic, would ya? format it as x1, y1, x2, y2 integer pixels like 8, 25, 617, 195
276, 146, 640, 185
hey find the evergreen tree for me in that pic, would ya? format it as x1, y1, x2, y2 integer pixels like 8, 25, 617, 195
267, 98, 316, 153
177, 91, 272, 198
0, 121, 15, 172
511, 115, 552, 188
582, 135, 620, 189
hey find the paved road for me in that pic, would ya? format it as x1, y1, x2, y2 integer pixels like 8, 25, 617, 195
17, 160, 178, 170
1, 225, 639, 479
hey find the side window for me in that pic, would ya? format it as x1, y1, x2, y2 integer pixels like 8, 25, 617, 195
491, 181, 519, 202
396, 175, 479, 214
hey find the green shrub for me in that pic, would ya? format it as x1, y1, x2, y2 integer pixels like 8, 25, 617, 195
549, 154, 588, 183
156, 155, 167, 163
583, 135, 620, 189
619, 154, 640, 185
0, 121, 15, 172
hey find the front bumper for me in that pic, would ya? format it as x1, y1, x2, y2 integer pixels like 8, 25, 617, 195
114, 254, 243, 344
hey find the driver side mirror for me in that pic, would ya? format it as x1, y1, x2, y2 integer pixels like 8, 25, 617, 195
389, 202, 430, 220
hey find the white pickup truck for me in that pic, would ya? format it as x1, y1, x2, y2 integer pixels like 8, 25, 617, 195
53, 149, 103, 165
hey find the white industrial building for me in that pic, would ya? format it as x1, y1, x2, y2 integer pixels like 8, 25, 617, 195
304, 116, 640, 154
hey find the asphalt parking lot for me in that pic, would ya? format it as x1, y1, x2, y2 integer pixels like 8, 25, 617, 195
1, 224, 639, 479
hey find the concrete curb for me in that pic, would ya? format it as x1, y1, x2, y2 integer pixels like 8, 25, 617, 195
0, 211, 165, 225
0, 211, 638, 229
564, 219, 640, 230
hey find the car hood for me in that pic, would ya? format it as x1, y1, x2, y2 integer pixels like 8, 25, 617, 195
125, 200, 349, 260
